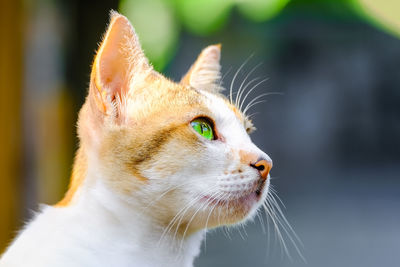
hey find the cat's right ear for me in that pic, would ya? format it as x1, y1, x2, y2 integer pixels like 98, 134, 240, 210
88, 11, 152, 119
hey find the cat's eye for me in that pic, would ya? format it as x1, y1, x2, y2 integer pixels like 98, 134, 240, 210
190, 118, 214, 140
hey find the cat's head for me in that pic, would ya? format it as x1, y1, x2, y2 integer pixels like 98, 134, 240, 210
75, 12, 272, 234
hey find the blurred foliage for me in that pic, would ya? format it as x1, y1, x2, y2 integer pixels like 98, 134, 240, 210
238, 0, 290, 22
120, 0, 400, 71
119, 0, 291, 70
355, 0, 400, 39
120, 0, 178, 71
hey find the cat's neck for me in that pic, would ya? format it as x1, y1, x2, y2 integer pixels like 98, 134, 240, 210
1, 147, 204, 267
62, 181, 203, 266
52, 150, 205, 266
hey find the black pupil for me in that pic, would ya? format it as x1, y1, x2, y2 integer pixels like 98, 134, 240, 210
201, 123, 207, 133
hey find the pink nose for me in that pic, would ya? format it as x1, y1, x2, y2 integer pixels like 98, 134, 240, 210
251, 159, 272, 180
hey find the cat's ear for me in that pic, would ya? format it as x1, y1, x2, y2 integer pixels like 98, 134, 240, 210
181, 44, 223, 93
89, 11, 151, 116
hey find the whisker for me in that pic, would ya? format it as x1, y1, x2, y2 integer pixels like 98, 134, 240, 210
269, 185, 286, 209
239, 77, 262, 98
243, 92, 269, 112
180, 193, 215, 251
220, 67, 232, 87
239, 77, 269, 112
229, 55, 253, 104
265, 207, 271, 259
235, 62, 262, 108
164, 185, 220, 248
264, 192, 306, 263
203, 191, 226, 249
243, 100, 266, 115
268, 194, 303, 248
246, 112, 260, 120
243, 92, 283, 115
241, 223, 248, 238
159, 194, 202, 246
256, 210, 266, 234
263, 201, 290, 259
237, 225, 246, 240
143, 180, 200, 210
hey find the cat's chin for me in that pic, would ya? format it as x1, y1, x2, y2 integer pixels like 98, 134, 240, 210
199, 188, 267, 226
201, 191, 259, 208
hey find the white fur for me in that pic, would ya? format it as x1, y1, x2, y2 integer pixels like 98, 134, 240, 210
0, 168, 204, 267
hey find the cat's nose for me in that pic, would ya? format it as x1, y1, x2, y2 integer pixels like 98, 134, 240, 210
250, 158, 272, 180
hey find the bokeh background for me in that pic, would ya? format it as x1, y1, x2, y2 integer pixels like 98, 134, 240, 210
1, 0, 399, 266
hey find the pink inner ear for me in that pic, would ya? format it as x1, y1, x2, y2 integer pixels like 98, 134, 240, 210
90, 13, 152, 116
96, 18, 131, 100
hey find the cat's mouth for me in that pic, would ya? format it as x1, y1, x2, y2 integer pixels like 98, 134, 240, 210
201, 191, 258, 207
201, 180, 266, 208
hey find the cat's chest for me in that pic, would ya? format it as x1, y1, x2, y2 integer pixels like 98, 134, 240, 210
0, 205, 201, 267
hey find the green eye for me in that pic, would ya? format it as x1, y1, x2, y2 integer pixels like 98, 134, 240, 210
190, 118, 214, 140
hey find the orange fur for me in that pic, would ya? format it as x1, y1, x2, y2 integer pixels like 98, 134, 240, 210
56, 147, 87, 207
239, 150, 259, 165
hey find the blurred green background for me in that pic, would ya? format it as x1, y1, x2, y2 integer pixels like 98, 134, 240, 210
1, 0, 399, 266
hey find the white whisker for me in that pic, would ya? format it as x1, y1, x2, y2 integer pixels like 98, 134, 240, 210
262, 190, 306, 263
239, 77, 269, 112
235, 62, 262, 107
243, 100, 266, 115
246, 112, 260, 120
263, 200, 290, 259
256, 210, 266, 234
203, 191, 226, 249
229, 55, 252, 104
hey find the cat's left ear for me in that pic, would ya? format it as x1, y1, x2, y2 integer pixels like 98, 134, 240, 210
181, 44, 222, 93
89, 11, 152, 117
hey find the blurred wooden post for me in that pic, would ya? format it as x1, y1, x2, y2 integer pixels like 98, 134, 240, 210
0, 0, 23, 252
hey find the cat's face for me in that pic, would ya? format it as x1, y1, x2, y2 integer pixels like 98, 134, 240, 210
79, 12, 272, 235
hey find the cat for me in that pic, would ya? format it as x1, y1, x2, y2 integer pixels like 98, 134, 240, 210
0, 11, 273, 267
